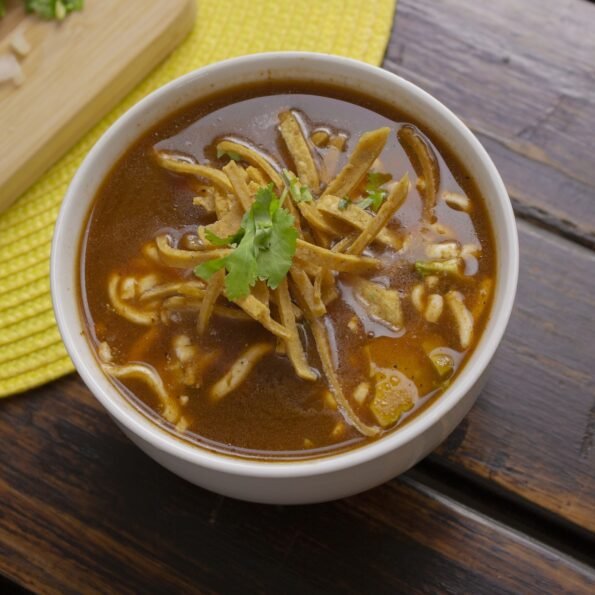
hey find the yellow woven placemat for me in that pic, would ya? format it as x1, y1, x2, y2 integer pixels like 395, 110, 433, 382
0, 0, 396, 398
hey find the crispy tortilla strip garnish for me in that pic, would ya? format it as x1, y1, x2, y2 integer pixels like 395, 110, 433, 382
108, 274, 159, 326
320, 269, 339, 305
317, 195, 401, 250
297, 200, 343, 238
308, 316, 379, 437
210, 343, 273, 401
273, 279, 317, 381
347, 174, 409, 255
296, 239, 381, 273
246, 165, 266, 186
252, 280, 270, 305
193, 193, 216, 212
322, 127, 391, 198
138, 281, 206, 303
162, 296, 251, 321
198, 269, 225, 334
278, 111, 320, 191
223, 161, 255, 211
103, 362, 180, 423
445, 291, 474, 349
216, 139, 283, 189
290, 266, 326, 318
234, 294, 290, 339
352, 278, 403, 331
198, 210, 243, 246
155, 152, 233, 194
156, 234, 231, 268
191, 183, 217, 213
398, 126, 439, 220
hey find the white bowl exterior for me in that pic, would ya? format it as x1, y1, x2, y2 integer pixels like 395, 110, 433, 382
51, 53, 518, 504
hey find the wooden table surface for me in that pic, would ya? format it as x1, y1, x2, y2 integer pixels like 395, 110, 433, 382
1, 0, 594, 592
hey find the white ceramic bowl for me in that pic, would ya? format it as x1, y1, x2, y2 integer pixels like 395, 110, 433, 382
51, 52, 518, 504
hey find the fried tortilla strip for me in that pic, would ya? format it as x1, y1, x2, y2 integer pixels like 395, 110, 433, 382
295, 239, 381, 273
348, 174, 409, 255
234, 294, 290, 339
297, 200, 343, 238
273, 279, 317, 381
216, 139, 283, 189
322, 127, 391, 198
287, 289, 377, 433
320, 269, 339, 305
352, 277, 403, 331
308, 316, 379, 437
252, 280, 270, 305
108, 274, 159, 326
139, 281, 206, 302
279, 111, 320, 191
191, 183, 217, 213
162, 296, 250, 321
289, 266, 326, 317
155, 152, 233, 194
223, 161, 255, 211
103, 362, 180, 423
198, 269, 225, 334
398, 126, 439, 220
193, 193, 216, 213
155, 235, 231, 267
246, 166, 266, 186
317, 195, 401, 250
210, 343, 273, 401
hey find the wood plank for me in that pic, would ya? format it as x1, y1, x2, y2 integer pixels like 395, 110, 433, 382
0, 0, 196, 212
431, 220, 595, 530
0, 379, 592, 593
385, 0, 595, 247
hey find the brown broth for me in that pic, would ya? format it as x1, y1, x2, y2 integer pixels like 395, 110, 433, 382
79, 80, 496, 460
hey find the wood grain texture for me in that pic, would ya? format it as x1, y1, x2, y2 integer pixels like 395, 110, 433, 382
0, 378, 593, 594
1, 0, 595, 590
384, 0, 595, 248
0, 0, 195, 212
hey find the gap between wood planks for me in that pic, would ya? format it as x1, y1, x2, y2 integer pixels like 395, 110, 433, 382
411, 461, 595, 569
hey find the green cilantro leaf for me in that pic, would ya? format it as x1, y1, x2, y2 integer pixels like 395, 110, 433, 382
366, 172, 392, 190
255, 196, 298, 289
282, 169, 313, 203
24, 0, 83, 20
194, 257, 227, 281
216, 148, 242, 161
357, 171, 392, 212
204, 228, 244, 247
194, 184, 297, 299
338, 197, 350, 210
356, 197, 374, 210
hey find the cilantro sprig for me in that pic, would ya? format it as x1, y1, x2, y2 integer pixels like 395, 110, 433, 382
335, 172, 392, 213
194, 185, 298, 300
358, 172, 392, 212
1, 0, 84, 19
283, 169, 313, 203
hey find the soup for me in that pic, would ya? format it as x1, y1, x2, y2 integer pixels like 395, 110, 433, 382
80, 81, 495, 459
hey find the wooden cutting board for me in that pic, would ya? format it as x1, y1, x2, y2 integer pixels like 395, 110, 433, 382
0, 0, 195, 212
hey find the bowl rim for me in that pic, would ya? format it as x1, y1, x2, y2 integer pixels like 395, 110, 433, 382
51, 51, 519, 479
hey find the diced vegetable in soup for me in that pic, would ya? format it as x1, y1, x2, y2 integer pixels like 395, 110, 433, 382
80, 81, 495, 459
